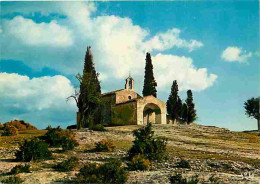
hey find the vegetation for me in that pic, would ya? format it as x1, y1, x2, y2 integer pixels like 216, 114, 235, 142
143, 52, 157, 97
91, 123, 106, 131
169, 174, 198, 184
95, 138, 115, 152
76, 159, 128, 184
66, 125, 77, 129
0, 123, 4, 130
167, 80, 182, 122
186, 90, 197, 124
9, 164, 31, 175
128, 123, 167, 161
169, 174, 188, 184
2, 125, 18, 136
3, 120, 37, 131
43, 126, 79, 151
176, 159, 191, 169
68, 46, 102, 129
54, 156, 79, 172
1, 176, 24, 184
127, 154, 150, 171
244, 97, 260, 130
15, 138, 52, 162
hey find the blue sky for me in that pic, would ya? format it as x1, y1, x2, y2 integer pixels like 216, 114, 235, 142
0, 1, 259, 130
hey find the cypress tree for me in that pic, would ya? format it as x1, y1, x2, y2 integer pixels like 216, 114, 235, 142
142, 53, 157, 97
181, 103, 188, 122
77, 46, 102, 128
186, 90, 197, 124
176, 96, 183, 119
83, 46, 101, 93
167, 80, 182, 122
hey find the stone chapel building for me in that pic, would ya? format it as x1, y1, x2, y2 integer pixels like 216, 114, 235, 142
101, 75, 166, 126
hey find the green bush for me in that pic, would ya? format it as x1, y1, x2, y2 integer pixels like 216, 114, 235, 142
2, 176, 24, 184
91, 124, 106, 131
95, 139, 115, 152
170, 174, 198, 184
2, 125, 18, 136
54, 156, 79, 172
43, 126, 78, 151
15, 138, 52, 162
128, 123, 167, 161
61, 133, 79, 151
127, 154, 150, 171
0, 123, 4, 130
170, 174, 187, 184
76, 159, 128, 184
10, 164, 30, 174
177, 159, 191, 169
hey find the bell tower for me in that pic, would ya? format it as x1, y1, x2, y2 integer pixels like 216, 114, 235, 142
125, 74, 134, 91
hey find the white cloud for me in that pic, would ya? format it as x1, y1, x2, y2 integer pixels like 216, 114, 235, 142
3, 16, 73, 47
221, 46, 252, 63
59, 2, 207, 83
0, 2, 216, 92
144, 28, 203, 52
0, 72, 76, 110
153, 54, 218, 91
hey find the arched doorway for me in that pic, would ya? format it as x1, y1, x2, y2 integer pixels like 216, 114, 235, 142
143, 103, 161, 125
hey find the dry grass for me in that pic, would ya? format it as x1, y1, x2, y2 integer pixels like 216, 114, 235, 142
0, 130, 46, 148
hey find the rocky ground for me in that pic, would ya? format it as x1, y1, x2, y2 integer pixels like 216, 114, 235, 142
0, 124, 260, 183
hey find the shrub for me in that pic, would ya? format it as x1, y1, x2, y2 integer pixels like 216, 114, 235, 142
10, 164, 30, 174
76, 162, 102, 183
95, 139, 115, 152
127, 154, 150, 171
177, 159, 191, 169
99, 159, 128, 184
43, 126, 64, 147
15, 138, 52, 162
4, 120, 37, 131
128, 123, 167, 161
76, 159, 128, 184
170, 174, 198, 184
91, 124, 106, 131
54, 156, 79, 172
61, 133, 79, 151
170, 174, 187, 184
2, 125, 18, 136
0, 123, 4, 130
66, 125, 77, 129
2, 176, 24, 184
43, 126, 79, 151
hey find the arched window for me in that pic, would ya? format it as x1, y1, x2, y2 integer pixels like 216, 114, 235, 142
129, 79, 132, 89
128, 96, 132, 100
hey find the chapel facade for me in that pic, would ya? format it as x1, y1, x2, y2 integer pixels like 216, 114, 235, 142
101, 75, 166, 126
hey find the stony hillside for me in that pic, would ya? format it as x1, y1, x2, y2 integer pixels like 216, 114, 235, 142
0, 124, 259, 183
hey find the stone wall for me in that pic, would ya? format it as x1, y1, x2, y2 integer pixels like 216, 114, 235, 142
115, 89, 138, 104
111, 101, 137, 126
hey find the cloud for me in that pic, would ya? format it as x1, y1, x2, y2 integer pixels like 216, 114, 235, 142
0, 2, 216, 93
3, 16, 73, 47
0, 72, 76, 110
221, 46, 252, 63
144, 28, 203, 52
153, 54, 218, 91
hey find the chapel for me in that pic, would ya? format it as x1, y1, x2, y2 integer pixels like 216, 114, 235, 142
101, 75, 166, 126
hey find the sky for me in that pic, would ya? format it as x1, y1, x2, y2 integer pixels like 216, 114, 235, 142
0, 1, 259, 131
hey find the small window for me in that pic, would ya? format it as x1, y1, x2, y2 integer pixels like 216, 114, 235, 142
128, 96, 132, 100
129, 80, 132, 89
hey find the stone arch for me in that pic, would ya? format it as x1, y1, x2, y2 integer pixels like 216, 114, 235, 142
143, 103, 161, 124
136, 95, 166, 125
